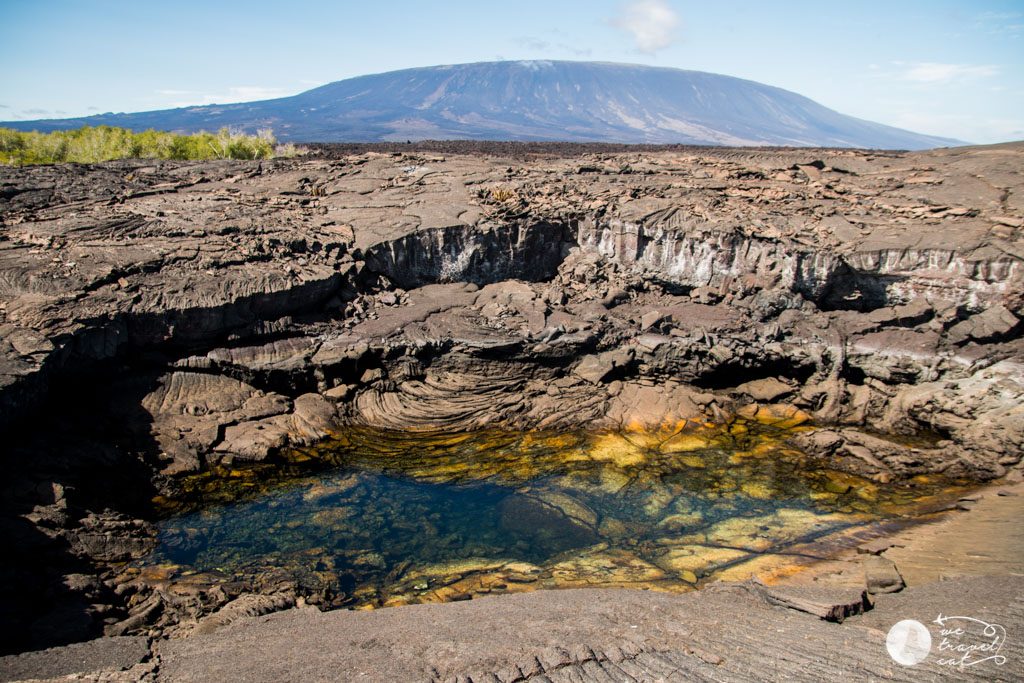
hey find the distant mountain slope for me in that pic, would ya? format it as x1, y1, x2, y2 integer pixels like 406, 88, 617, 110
2, 61, 962, 149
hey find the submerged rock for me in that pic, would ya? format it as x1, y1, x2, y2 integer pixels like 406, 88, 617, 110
498, 494, 600, 553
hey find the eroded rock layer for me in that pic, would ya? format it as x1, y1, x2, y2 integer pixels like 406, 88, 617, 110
1, 142, 1022, 653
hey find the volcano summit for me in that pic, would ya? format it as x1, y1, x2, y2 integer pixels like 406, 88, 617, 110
2, 61, 961, 149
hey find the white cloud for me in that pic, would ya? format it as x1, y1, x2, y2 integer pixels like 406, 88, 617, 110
515, 36, 593, 57
898, 62, 999, 84
974, 11, 1024, 36
612, 0, 680, 54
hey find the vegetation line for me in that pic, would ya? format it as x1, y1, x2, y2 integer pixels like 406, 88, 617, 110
0, 125, 302, 165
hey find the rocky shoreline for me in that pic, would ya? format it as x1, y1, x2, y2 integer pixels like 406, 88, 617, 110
1, 143, 1022, 659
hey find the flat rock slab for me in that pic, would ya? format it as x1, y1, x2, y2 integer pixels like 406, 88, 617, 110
0, 636, 148, 682
155, 576, 1024, 682
756, 582, 873, 622
864, 554, 906, 595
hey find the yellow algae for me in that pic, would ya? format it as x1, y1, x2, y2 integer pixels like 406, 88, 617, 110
672, 496, 697, 514
597, 468, 633, 493
755, 562, 820, 585
642, 488, 676, 517
623, 418, 650, 432
549, 548, 667, 586
823, 476, 853, 495
352, 552, 386, 569
502, 561, 546, 575
525, 490, 599, 527
661, 431, 710, 453
401, 558, 523, 582
655, 545, 749, 576
672, 418, 696, 432
712, 553, 809, 583
627, 432, 671, 453
424, 432, 476, 448
704, 508, 833, 552
728, 438, 786, 461
657, 512, 704, 531
309, 507, 353, 527
588, 432, 647, 466
598, 517, 630, 538
146, 421, 974, 613
855, 485, 879, 502
740, 481, 776, 500
353, 602, 379, 610
520, 431, 581, 452
735, 404, 763, 420
736, 403, 811, 429
678, 454, 706, 468
302, 475, 362, 503
403, 569, 540, 604
139, 564, 182, 583
381, 596, 412, 607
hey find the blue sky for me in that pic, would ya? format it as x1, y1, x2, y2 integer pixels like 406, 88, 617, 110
1, 0, 1022, 143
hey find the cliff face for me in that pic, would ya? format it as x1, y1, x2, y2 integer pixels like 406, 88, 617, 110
2, 144, 1021, 459
0, 142, 1022, 652
579, 219, 1019, 311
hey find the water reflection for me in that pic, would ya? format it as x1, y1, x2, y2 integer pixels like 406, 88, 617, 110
147, 420, 965, 608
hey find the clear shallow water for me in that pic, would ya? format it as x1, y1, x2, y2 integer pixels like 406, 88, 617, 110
146, 421, 966, 608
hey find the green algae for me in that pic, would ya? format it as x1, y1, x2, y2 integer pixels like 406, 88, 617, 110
144, 420, 972, 609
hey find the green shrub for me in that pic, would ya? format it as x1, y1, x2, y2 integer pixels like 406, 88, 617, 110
0, 126, 290, 165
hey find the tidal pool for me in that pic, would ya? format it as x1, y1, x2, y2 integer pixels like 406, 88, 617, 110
146, 418, 969, 609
